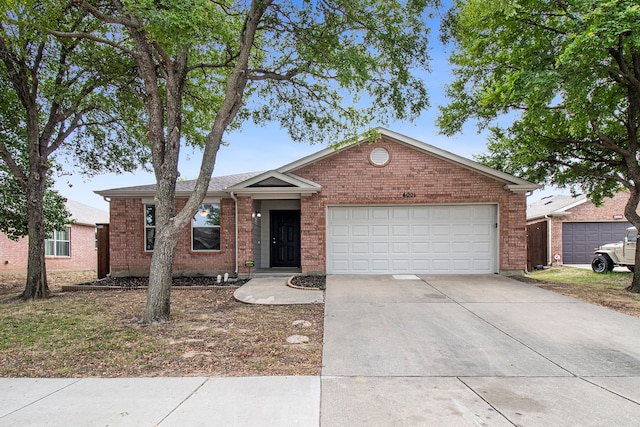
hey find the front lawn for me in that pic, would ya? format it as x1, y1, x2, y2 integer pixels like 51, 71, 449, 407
0, 272, 324, 378
521, 266, 640, 317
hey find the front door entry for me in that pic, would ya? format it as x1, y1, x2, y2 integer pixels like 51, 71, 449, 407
270, 210, 301, 268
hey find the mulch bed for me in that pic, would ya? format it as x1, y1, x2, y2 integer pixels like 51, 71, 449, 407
72, 276, 250, 289
290, 275, 326, 290
68, 275, 327, 291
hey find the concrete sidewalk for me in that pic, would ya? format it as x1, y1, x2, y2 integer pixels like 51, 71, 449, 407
0, 376, 320, 426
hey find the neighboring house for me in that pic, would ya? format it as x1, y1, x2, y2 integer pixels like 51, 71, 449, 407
526, 192, 631, 268
96, 128, 538, 278
0, 199, 108, 272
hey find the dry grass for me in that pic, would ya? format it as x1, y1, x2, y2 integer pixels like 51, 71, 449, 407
0, 271, 323, 378
518, 266, 640, 318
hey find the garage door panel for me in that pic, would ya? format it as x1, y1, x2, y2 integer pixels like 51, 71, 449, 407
412, 225, 429, 236
432, 224, 450, 235
372, 242, 389, 254
412, 242, 429, 253
327, 205, 497, 274
352, 242, 369, 254
562, 222, 631, 264
432, 242, 450, 253
392, 242, 409, 253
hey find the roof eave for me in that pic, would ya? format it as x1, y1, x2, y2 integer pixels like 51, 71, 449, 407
503, 184, 542, 193
277, 127, 538, 189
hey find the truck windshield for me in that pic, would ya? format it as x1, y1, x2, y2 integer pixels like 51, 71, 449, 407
628, 229, 638, 243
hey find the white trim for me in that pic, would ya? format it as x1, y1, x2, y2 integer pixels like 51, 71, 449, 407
45, 227, 71, 257
191, 203, 221, 252
143, 203, 156, 252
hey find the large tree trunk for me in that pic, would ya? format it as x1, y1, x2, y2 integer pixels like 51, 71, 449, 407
21, 174, 49, 300
143, 175, 181, 322
625, 189, 640, 293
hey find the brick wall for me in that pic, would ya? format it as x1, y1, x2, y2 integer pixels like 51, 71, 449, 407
0, 224, 97, 272
292, 137, 528, 273
108, 197, 236, 277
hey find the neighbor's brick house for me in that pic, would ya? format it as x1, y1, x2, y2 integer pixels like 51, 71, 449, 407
527, 192, 631, 265
97, 128, 538, 277
0, 199, 108, 272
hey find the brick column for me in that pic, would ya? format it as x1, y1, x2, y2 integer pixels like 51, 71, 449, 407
236, 196, 254, 276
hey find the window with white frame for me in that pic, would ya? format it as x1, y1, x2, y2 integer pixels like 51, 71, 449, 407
145, 204, 156, 251
192, 203, 220, 251
45, 228, 70, 257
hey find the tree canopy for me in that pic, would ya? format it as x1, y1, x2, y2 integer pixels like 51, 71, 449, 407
0, 0, 149, 298
65, 0, 436, 321
439, 0, 640, 290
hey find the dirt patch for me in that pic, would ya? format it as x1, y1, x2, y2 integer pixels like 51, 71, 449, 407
0, 271, 323, 378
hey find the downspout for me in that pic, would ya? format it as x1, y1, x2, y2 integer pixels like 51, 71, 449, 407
230, 191, 238, 275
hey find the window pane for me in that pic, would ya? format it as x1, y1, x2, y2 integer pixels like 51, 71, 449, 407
192, 227, 220, 251
192, 204, 220, 227
56, 241, 70, 256
45, 240, 54, 256
56, 228, 69, 241
145, 205, 156, 226
145, 228, 156, 251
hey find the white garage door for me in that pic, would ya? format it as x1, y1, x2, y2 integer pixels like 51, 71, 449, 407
327, 205, 497, 274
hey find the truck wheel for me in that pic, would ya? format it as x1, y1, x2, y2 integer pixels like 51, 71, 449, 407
628, 266, 635, 272
592, 255, 613, 273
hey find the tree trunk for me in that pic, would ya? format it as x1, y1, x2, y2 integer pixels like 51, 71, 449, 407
143, 225, 178, 322
142, 160, 181, 322
21, 175, 49, 300
625, 189, 640, 293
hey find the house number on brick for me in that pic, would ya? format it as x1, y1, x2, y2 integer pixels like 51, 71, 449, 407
402, 192, 416, 198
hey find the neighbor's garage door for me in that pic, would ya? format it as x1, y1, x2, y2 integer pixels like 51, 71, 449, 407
326, 205, 497, 274
562, 222, 631, 264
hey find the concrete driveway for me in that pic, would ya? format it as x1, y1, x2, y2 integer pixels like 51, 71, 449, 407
322, 274, 640, 426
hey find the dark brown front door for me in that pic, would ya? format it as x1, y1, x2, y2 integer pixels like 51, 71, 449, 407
270, 210, 301, 268
526, 221, 547, 271
96, 223, 110, 279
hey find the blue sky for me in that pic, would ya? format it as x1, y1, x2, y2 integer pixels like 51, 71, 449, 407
54, 5, 563, 212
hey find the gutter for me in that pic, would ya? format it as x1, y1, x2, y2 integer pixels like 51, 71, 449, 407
230, 191, 238, 275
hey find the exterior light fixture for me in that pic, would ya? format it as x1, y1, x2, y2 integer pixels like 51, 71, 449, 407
252, 211, 261, 218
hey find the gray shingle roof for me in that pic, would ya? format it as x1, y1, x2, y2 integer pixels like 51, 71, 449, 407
66, 199, 109, 226
527, 194, 587, 220
95, 171, 264, 197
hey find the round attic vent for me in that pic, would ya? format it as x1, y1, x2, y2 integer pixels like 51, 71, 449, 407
370, 147, 390, 166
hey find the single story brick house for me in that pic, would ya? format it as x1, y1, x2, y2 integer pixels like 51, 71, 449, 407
526, 192, 631, 267
96, 128, 538, 278
0, 199, 108, 273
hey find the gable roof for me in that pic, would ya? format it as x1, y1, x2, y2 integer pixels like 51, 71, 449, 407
66, 199, 109, 226
226, 171, 321, 195
277, 128, 539, 192
95, 128, 539, 198
527, 194, 588, 220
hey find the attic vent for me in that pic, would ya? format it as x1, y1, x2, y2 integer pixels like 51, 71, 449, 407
370, 147, 390, 166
